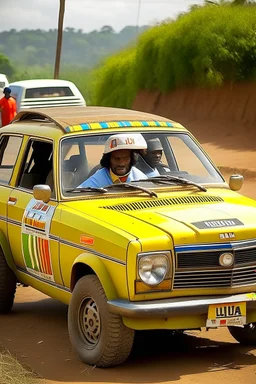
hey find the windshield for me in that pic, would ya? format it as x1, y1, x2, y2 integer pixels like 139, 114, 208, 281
60, 131, 224, 196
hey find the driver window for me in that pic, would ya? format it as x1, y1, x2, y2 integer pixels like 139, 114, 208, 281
18, 140, 54, 192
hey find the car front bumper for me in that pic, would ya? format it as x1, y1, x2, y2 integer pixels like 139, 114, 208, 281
107, 292, 256, 318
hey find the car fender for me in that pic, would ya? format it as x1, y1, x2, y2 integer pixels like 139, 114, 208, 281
0, 230, 16, 272
71, 253, 117, 300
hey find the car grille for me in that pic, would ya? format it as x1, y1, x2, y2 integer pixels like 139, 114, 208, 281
177, 248, 256, 268
174, 244, 256, 289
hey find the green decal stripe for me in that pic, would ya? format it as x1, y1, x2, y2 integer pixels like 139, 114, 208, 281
22, 234, 33, 269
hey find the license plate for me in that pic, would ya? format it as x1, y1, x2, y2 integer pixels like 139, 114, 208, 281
206, 301, 246, 328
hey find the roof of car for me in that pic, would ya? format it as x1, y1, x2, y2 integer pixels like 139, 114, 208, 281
9, 79, 75, 88
11, 106, 186, 134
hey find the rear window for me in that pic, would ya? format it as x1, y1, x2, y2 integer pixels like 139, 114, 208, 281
25, 86, 74, 98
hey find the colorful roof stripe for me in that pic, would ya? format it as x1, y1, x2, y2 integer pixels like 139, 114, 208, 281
65, 120, 174, 133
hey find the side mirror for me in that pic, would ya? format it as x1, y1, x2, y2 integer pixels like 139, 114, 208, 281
33, 184, 51, 203
229, 174, 244, 191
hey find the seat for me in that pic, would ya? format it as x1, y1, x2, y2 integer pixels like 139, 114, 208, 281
19, 173, 42, 189
87, 164, 101, 179
61, 154, 89, 189
19, 141, 53, 189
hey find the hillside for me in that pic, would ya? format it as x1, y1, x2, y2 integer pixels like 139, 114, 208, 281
0, 26, 148, 70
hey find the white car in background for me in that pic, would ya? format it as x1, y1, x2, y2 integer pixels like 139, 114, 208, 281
0, 73, 9, 90
9, 79, 86, 112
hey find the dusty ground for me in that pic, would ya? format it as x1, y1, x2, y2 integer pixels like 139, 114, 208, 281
1, 85, 256, 383
0, 285, 256, 384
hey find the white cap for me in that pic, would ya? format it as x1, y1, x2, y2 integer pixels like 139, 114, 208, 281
104, 133, 147, 154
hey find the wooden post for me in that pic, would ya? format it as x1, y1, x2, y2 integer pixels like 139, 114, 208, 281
54, 0, 65, 79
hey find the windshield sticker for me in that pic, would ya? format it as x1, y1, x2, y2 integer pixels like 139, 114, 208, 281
21, 199, 56, 282
66, 120, 173, 132
192, 219, 244, 229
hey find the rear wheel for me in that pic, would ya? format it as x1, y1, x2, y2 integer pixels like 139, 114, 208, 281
0, 248, 17, 313
68, 275, 134, 367
228, 323, 256, 345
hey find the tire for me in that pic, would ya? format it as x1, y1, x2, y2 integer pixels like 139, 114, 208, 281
0, 247, 17, 313
68, 275, 134, 367
228, 323, 256, 345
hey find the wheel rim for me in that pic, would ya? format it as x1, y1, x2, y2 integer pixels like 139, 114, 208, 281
79, 297, 101, 346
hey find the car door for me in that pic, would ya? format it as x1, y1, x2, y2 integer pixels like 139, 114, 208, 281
7, 138, 63, 286
0, 134, 23, 244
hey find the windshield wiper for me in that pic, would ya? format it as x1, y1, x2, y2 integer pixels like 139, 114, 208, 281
105, 183, 158, 198
138, 175, 207, 192
66, 186, 108, 193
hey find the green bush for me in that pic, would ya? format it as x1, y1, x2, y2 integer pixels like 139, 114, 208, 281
92, 47, 137, 108
0, 53, 15, 77
93, 5, 256, 107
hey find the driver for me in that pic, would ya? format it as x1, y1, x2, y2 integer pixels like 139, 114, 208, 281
78, 133, 148, 188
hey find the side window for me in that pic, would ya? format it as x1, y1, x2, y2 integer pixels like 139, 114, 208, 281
18, 140, 53, 192
0, 135, 23, 184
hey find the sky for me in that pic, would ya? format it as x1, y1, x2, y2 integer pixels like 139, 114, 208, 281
0, 0, 205, 33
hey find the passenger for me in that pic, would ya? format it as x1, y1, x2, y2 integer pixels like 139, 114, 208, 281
137, 138, 170, 177
79, 133, 148, 188
0, 87, 17, 127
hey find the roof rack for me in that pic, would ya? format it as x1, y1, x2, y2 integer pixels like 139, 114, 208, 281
11, 110, 66, 132
10, 106, 181, 134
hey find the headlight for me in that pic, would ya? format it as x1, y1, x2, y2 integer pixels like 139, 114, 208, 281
138, 253, 169, 286
219, 252, 234, 267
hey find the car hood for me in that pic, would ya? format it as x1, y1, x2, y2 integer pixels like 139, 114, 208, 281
63, 191, 256, 245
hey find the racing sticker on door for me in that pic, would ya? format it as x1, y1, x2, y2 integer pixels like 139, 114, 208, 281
21, 199, 56, 282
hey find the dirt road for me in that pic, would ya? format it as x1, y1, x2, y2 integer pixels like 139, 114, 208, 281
0, 283, 256, 384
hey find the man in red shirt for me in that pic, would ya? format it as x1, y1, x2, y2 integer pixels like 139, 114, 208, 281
0, 87, 17, 127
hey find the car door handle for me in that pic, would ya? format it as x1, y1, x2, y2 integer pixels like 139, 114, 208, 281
8, 197, 17, 205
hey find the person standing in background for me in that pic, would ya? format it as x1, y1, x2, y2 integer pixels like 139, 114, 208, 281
0, 87, 17, 127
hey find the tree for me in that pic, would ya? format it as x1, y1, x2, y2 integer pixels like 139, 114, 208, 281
0, 53, 15, 76
54, 0, 65, 79
100, 26, 115, 34
204, 0, 255, 4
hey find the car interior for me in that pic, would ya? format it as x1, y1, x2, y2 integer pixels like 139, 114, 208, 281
19, 140, 54, 192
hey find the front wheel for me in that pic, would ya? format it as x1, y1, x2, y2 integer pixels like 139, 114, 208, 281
228, 323, 256, 345
68, 275, 134, 367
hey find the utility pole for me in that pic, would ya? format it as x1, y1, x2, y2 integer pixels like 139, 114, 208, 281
54, 0, 66, 79
136, 0, 142, 40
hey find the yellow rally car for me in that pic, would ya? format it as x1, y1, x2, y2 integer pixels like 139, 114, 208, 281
0, 106, 256, 367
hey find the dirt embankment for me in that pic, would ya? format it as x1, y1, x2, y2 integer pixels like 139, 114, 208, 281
133, 82, 256, 178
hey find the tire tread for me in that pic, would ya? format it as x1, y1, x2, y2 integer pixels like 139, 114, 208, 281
68, 274, 134, 367
90, 275, 134, 367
